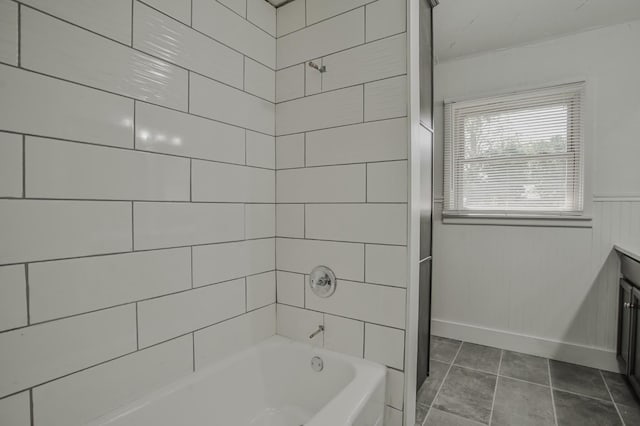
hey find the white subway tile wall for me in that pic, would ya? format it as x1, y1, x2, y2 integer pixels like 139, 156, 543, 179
0, 0, 409, 422
274, 1, 408, 422
0, 1, 277, 423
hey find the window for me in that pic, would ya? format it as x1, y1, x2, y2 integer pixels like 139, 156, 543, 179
443, 82, 585, 218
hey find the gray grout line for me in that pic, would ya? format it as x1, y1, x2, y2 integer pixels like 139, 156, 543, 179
191, 332, 196, 372
487, 350, 503, 425
547, 359, 559, 426
423, 342, 464, 425
17, 3, 21, 67
277, 158, 409, 171
600, 370, 626, 425
24, 264, 30, 325
21, 135, 25, 198
28, 388, 33, 426
135, 302, 139, 350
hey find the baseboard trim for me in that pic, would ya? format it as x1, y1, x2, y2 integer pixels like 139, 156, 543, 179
432, 318, 620, 372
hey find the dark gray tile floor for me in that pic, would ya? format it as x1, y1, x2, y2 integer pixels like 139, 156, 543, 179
416, 336, 640, 426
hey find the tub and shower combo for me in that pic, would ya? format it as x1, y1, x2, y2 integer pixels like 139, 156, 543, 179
89, 336, 387, 426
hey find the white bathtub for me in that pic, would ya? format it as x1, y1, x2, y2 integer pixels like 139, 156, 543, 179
89, 335, 386, 426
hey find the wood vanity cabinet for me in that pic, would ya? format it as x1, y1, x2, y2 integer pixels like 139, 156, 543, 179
617, 249, 640, 397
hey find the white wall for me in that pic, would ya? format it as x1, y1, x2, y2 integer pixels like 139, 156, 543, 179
274, 0, 409, 424
0, 1, 277, 424
432, 20, 640, 370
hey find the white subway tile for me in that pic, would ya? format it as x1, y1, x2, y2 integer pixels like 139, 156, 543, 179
134, 2, 243, 89
305, 118, 408, 166
0, 305, 136, 398
193, 239, 275, 286
276, 0, 305, 37
192, 160, 275, 202
306, 0, 369, 25
277, 8, 364, 69
305, 57, 322, 95
26, 137, 190, 201
0, 200, 131, 264
21, 0, 132, 44
141, 0, 191, 25
324, 314, 364, 357
386, 369, 404, 410
276, 304, 323, 346
247, 271, 276, 310
364, 323, 404, 369
384, 406, 403, 426
21, 8, 188, 110
246, 204, 276, 239
29, 248, 191, 323
365, 245, 407, 288
306, 204, 407, 245
247, 0, 276, 36
0, 0, 18, 65
276, 64, 304, 102
246, 131, 276, 169
276, 204, 304, 237
277, 165, 365, 203
0, 64, 133, 149
276, 86, 363, 135
306, 279, 406, 329
218, 0, 246, 17
190, 73, 275, 135
138, 279, 245, 347
192, 0, 275, 68
276, 271, 304, 307
0, 132, 22, 197
245, 57, 276, 102
366, 0, 406, 42
0, 391, 30, 426
276, 238, 364, 281
276, 134, 305, 169
133, 202, 244, 250
322, 34, 406, 91
365, 75, 407, 121
0, 265, 27, 332
135, 102, 245, 163
367, 160, 407, 202
32, 336, 192, 426
195, 305, 275, 367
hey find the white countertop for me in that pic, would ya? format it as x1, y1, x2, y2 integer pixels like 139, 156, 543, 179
615, 245, 640, 263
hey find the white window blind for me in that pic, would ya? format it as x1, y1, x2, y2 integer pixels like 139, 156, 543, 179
443, 82, 585, 217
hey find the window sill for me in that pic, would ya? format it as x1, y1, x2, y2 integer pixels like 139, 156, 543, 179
441, 213, 593, 228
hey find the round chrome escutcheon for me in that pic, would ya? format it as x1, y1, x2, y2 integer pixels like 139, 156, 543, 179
309, 265, 336, 298
311, 356, 324, 372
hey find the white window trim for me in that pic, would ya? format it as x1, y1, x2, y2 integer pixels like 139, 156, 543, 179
442, 81, 592, 226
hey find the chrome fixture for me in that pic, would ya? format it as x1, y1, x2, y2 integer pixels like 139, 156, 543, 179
308, 61, 326, 73
309, 324, 324, 339
309, 266, 336, 298
311, 356, 324, 372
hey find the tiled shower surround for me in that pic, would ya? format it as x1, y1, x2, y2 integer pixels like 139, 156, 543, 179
274, 0, 408, 425
0, 0, 409, 424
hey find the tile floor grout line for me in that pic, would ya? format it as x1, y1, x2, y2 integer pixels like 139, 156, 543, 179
487, 350, 504, 425
548, 359, 559, 426
422, 341, 463, 426
600, 370, 626, 426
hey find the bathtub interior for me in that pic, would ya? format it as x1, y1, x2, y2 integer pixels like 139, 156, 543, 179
91, 337, 381, 426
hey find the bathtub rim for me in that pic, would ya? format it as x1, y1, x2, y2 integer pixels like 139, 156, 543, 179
87, 334, 386, 426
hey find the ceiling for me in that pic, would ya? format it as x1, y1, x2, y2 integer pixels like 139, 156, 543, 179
435, 0, 640, 62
